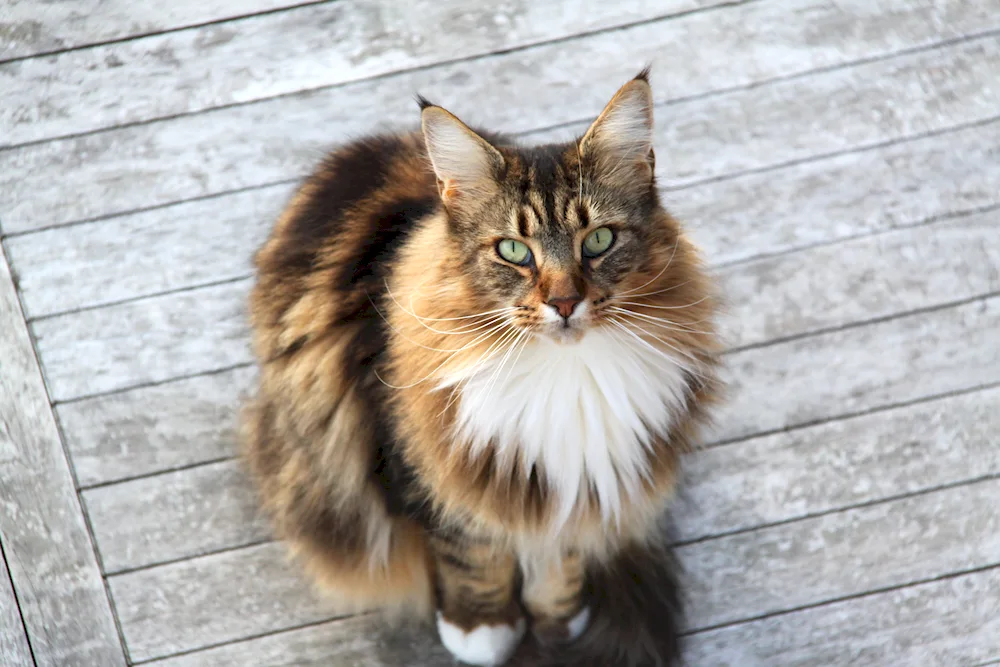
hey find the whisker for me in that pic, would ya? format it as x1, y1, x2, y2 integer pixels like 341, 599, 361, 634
385, 279, 516, 323
439, 326, 523, 417
374, 320, 514, 390
613, 279, 693, 300
608, 295, 712, 311
607, 307, 712, 336
609, 316, 707, 374
616, 241, 680, 297
368, 296, 511, 352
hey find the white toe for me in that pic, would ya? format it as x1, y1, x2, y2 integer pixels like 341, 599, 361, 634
436, 612, 526, 666
566, 606, 591, 640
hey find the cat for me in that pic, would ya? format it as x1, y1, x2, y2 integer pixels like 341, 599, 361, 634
242, 69, 722, 666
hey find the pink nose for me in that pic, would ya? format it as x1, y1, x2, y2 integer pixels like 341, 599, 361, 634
547, 296, 582, 319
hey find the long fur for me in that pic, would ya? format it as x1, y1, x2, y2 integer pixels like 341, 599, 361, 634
520, 536, 686, 667
243, 70, 722, 665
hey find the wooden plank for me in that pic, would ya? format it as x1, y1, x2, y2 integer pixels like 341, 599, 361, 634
674, 385, 1000, 543
711, 296, 1000, 443
0, 0, 323, 62
7, 184, 290, 319
4, 21, 999, 234
143, 566, 1000, 667
83, 459, 271, 573
681, 479, 1000, 630
0, 549, 32, 667
57, 366, 256, 488
108, 477, 1000, 661
32, 279, 251, 402
9, 118, 1000, 319
31, 208, 1000, 403
0, 252, 126, 666
719, 207, 1000, 348
147, 614, 452, 667
685, 566, 1000, 666
107, 542, 357, 663
2, 0, 728, 147
677, 118, 1000, 266
81, 377, 1000, 577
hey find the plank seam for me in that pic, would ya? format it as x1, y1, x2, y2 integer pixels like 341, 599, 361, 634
0, 0, 339, 66
0, 0, 761, 152
721, 289, 1000, 357
5, 104, 998, 242
125, 561, 1000, 664
674, 472, 1000, 548
707, 379, 1000, 449
20, 196, 1000, 323
96, 464, 1000, 581
681, 560, 1000, 637
28, 275, 252, 323
103, 538, 274, 578
40, 286, 1000, 405
0, 239, 133, 665
128, 613, 369, 666
70, 376, 1000, 491
0, 536, 37, 667
712, 200, 1000, 272
526, 29, 1000, 146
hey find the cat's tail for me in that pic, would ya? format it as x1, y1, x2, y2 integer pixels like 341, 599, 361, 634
523, 537, 685, 667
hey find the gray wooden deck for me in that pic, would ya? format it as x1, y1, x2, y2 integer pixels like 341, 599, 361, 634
1, 1, 999, 665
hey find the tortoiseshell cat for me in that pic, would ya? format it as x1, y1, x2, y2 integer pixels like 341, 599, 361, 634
243, 70, 721, 666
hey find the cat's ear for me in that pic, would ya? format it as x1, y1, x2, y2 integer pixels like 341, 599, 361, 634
579, 69, 656, 187
420, 99, 504, 206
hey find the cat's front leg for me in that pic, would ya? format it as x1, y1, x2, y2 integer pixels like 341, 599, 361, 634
521, 548, 590, 646
429, 529, 525, 666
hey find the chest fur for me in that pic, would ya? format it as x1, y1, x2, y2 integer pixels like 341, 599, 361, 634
440, 329, 692, 526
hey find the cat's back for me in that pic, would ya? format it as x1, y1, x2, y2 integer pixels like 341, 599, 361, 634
250, 131, 439, 355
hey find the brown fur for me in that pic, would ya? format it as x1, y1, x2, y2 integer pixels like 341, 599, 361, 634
243, 71, 722, 664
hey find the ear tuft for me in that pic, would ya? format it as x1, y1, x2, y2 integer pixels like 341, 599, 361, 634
634, 64, 652, 83
415, 93, 435, 111
421, 106, 504, 205
579, 74, 655, 185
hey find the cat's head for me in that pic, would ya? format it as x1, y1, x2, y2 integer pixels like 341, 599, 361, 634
418, 70, 706, 345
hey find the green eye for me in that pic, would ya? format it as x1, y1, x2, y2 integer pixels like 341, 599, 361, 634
497, 239, 532, 265
582, 227, 615, 258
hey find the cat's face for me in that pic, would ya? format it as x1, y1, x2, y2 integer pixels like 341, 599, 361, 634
421, 73, 685, 344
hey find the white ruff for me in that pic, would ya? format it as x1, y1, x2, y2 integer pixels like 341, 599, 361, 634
440, 327, 691, 525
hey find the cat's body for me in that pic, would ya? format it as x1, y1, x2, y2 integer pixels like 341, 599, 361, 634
244, 72, 721, 666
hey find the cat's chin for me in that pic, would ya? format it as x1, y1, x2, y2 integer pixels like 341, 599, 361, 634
543, 326, 587, 344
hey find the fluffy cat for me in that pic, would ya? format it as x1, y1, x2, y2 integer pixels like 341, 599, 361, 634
243, 70, 722, 666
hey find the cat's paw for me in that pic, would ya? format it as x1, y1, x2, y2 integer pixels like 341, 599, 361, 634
531, 606, 592, 646
436, 612, 526, 666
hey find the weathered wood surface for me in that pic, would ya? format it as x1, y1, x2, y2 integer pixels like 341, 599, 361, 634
0, 0, 324, 62
712, 296, 1000, 443
147, 614, 453, 667
33, 280, 251, 402
681, 478, 1000, 630
81, 377, 1000, 577
107, 542, 357, 663
719, 207, 1000, 348
139, 565, 1000, 667
9, 118, 1000, 319
84, 459, 271, 573
106, 477, 1000, 661
1, 0, 732, 147
676, 385, 1000, 542
58, 366, 256, 488
0, 549, 32, 667
0, 252, 126, 667
4, 24, 999, 234
30, 208, 1000, 404
684, 565, 1000, 667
